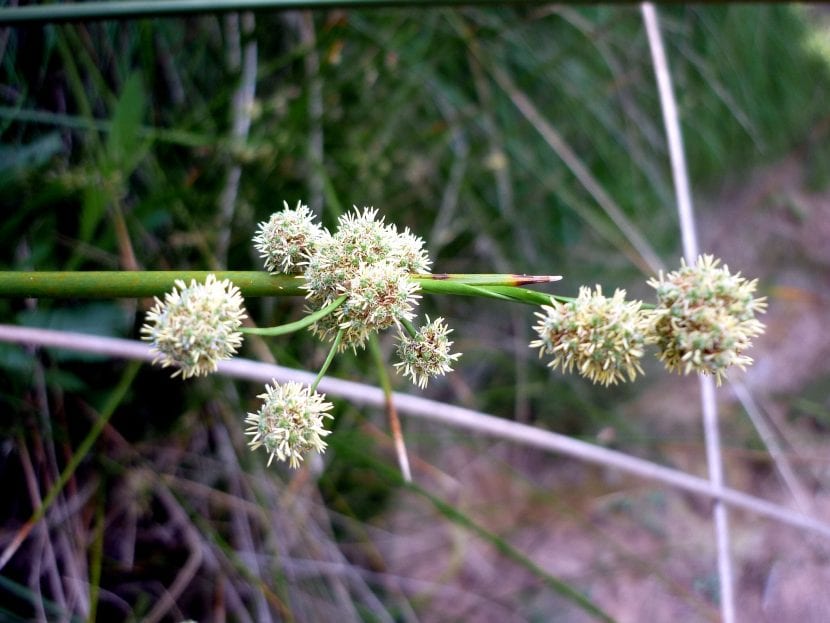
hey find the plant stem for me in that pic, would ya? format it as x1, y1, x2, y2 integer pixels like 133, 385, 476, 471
242, 295, 346, 336
414, 273, 561, 286
310, 329, 343, 392
400, 317, 418, 339
0, 0, 563, 25
0, 271, 561, 303
0, 271, 304, 298
416, 279, 537, 304
369, 335, 412, 482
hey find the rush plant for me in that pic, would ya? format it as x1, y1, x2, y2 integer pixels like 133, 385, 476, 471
0, 203, 766, 470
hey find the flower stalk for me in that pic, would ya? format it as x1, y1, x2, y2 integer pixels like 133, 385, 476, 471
0, 271, 559, 301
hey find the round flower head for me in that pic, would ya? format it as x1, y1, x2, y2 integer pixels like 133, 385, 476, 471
530, 286, 653, 386
303, 207, 429, 350
647, 255, 766, 385
395, 316, 461, 388
392, 226, 432, 274
253, 200, 327, 274
311, 261, 420, 351
245, 380, 334, 468
304, 206, 430, 305
141, 274, 247, 378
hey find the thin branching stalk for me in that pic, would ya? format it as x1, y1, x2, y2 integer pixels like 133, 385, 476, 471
310, 329, 343, 392
642, 4, 735, 621
2, 324, 830, 542
369, 335, 412, 483
399, 317, 418, 339
242, 294, 347, 336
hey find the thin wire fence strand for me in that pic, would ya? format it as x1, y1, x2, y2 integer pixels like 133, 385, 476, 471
2, 324, 829, 541
641, 4, 735, 621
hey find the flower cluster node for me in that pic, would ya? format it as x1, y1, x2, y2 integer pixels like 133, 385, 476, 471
303, 206, 430, 350
395, 317, 461, 388
140, 274, 247, 378
311, 261, 421, 350
647, 254, 766, 385
245, 380, 334, 468
530, 286, 653, 386
253, 200, 326, 274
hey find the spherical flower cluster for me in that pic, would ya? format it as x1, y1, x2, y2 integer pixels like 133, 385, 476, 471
141, 274, 247, 378
253, 201, 326, 274
311, 260, 421, 349
647, 255, 766, 385
244, 380, 334, 468
394, 317, 461, 388
530, 286, 653, 386
303, 207, 431, 350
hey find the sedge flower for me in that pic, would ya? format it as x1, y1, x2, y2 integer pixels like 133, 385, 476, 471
245, 380, 334, 468
648, 255, 766, 385
253, 200, 326, 274
303, 207, 430, 350
311, 260, 421, 351
531, 286, 653, 386
394, 316, 461, 388
141, 274, 247, 378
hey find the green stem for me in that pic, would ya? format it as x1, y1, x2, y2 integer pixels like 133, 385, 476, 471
0, 271, 304, 298
311, 329, 343, 392
415, 273, 561, 286
400, 317, 418, 339
0, 271, 562, 303
242, 295, 347, 336
417, 279, 549, 305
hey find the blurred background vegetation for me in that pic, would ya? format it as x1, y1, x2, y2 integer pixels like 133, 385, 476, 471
2, 4, 830, 621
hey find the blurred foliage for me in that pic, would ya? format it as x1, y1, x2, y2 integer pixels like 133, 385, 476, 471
1, 4, 829, 621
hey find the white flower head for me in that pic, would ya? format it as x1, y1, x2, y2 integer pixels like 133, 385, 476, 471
253, 200, 327, 274
141, 274, 247, 378
394, 316, 461, 388
303, 207, 429, 350
304, 206, 430, 304
647, 254, 766, 385
311, 261, 421, 351
245, 380, 334, 468
530, 286, 653, 386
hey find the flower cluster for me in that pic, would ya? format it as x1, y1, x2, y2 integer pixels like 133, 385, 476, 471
140, 274, 247, 378
253, 200, 325, 274
244, 380, 334, 468
394, 317, 461, 388
648, 255, 766, 385
531, 286, 653, 386
257, 205, 431, 351
531, 256, 766, 386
